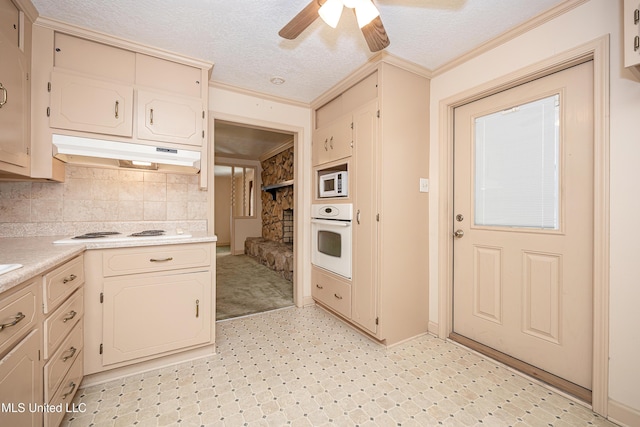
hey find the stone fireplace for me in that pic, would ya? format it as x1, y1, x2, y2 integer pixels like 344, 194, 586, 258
244, 146, 294, 281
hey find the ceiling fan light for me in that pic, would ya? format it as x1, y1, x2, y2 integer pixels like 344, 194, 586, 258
355, 0, 380, 28
318, 0, 344, 28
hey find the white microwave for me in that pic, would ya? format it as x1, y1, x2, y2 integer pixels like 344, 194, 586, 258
319, 171, 348, 198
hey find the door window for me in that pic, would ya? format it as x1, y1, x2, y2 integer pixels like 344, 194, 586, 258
474, 94, 560, 230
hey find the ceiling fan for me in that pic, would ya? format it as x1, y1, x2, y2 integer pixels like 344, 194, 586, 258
279, 0, 390, 52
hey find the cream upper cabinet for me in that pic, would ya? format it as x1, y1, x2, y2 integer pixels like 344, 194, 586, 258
45, 31, 207, 148
312, 114, 352, 166
136, 90, 203, 146
49, 70, 134, 137
624, 0, 640, 79
0, 0, 31, 173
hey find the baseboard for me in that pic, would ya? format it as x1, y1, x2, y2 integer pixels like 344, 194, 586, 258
301, 296, 315, 307
428, 321, 439, 335
608, 399, 640, 427
80, 344, 216, 388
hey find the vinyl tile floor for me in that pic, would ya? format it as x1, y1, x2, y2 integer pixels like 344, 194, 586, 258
63, 306, 617, 427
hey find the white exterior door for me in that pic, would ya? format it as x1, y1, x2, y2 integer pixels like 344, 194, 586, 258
452, 61, 594, 393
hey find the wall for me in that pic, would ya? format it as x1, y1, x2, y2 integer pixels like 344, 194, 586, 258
428, 0, 640, 418
214, 174, 231, 245
209, 86, 312, 306
0, 165, 208, 236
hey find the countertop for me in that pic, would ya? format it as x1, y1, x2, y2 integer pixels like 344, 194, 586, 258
0, 232, 217, 295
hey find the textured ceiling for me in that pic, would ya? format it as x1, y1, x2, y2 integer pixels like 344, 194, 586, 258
30, 0, 568, 104
214, 121, 293, 160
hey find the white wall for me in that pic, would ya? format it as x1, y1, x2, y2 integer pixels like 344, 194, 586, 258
209, 86, 313, 305
429, 0, 640, 415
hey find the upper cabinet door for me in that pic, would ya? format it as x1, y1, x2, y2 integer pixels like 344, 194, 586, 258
136, 54, 203, 98
312, 114, 352, 166
0, 0, 29, 169
136, 90, 203, 147
50, 70, 134, 137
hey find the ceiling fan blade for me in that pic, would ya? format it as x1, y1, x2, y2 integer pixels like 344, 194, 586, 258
361, 15, 390, 52
279, 1, 322, 40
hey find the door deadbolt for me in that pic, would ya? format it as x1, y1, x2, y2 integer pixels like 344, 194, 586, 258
456, 214, 464, 222
453, 229, 464, 238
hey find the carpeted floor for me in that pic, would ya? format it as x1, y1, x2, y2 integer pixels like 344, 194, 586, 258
216, 246, 294, 321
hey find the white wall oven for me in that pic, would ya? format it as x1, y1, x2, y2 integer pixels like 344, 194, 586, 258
311, 203, 353, 279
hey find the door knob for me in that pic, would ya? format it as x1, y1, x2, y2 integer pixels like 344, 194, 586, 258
453, 229, 464, 239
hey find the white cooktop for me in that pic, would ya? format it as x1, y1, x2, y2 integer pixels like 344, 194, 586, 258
53, 231, 192, 245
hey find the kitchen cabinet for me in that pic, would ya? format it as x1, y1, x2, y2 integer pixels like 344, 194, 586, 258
312, 115, 352, 166
136, 89, 203, 147
311, 61, 430, 346
49, 70, 134, 137
624, 0, 640, 79
0, 279, 42, 427
41, 254, 84, 427
83, 242, 215, 375
47, 31, 206, 148
0, 0, 32, 176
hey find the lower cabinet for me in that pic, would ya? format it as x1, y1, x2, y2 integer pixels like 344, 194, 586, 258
311, 266, 352, 319
0, 330, 43, 427
84, 242, 215, 375
101, 270, 211, 366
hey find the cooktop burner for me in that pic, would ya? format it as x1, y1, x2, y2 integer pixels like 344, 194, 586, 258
72, 231, 121, 239
129, 230, 165, 237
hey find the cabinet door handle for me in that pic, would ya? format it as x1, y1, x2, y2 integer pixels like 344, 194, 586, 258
0, 83, 7, 108
150, 257, 173, 262
357, 209, 361, 225
316, 284, 323, 289
63, 274, 77, 284
334, 293, 343, 300
324, 138, 328, 151
62, 310, 77, 323
62, 346, 77, 362
114, 100, 119, 118
0, 312, 25, 331
62, 381, 77, 400
195, 299, 200, 318
150, 108, 154, 125
635, 8, 639, 25
636, 36, 640, 52
329, 136, 334, 149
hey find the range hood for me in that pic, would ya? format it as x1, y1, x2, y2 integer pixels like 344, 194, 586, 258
52, 134, 201, 173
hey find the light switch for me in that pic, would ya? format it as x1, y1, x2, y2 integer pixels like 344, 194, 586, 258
419, 178, 429, 193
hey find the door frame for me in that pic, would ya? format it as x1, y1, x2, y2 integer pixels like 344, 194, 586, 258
208, 113, 306, 309
437, 36, 610, 416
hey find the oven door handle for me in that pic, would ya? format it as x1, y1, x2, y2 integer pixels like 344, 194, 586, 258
311, 219, 351, 227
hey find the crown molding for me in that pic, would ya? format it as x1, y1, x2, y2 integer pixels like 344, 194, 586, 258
432, 0, 590, 77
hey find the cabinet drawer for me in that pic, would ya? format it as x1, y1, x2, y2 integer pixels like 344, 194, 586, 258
0, 280, 38, 356
43, 254, 84, 314
44, 322, 83, 404
45, 349, 82, 427
102, 244, 211, 277
44, 288, 83, 359
312, 267, 352, 319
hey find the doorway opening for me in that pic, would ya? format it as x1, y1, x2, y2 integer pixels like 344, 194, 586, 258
213, 120, 296, 320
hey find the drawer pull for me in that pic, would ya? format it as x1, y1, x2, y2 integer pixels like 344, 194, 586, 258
196, 299, 200, 318
150, 257, 173, 263
62, 310, 77, 323
334, 293, 342, 300
0, 312, 25, 331
62, 381, 77, 400
316, 284, 323, 289
62, 346, 77, 362
63, 274, 77, 284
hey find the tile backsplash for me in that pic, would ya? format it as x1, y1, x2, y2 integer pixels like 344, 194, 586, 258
0, 165, 208, 237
